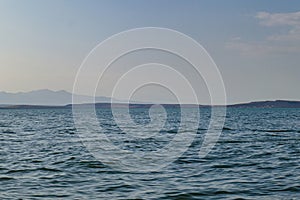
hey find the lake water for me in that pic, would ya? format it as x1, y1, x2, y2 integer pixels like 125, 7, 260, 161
0, 108, 299, 199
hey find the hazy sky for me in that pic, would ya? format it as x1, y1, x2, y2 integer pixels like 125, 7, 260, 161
1, 0, 300, 104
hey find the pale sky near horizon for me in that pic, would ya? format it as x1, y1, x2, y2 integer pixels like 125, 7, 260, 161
1, 0, 300, 104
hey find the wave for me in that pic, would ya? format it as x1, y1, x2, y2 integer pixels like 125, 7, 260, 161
2, 129, 15, 134
252, 129, 298, 133
7, 167, 62, 174
0, 176, 14, 181
222, 127, 234, 131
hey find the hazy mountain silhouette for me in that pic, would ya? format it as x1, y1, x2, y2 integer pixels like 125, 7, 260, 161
0, 89, 114, 105
1, 90, 300, 108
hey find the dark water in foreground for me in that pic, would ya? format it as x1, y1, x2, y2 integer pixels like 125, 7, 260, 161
0, 108, 299, 199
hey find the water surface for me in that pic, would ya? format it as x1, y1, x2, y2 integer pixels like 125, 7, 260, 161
0, 108, 299, 199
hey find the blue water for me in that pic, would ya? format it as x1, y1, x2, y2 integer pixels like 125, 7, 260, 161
0, 108, 299, 199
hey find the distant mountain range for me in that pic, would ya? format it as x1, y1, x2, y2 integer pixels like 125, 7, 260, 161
0, 89, 299, 109
0, 89, 115, 106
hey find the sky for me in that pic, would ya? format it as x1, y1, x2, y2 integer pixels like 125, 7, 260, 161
1, 0, 300, 104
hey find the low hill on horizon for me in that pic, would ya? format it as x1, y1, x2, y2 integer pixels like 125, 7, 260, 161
1, 99, 300, 109
227, 100, 300, 108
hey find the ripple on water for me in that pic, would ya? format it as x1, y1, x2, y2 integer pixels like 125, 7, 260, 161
1, 129, 16, 134
0, 108, 299, 199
